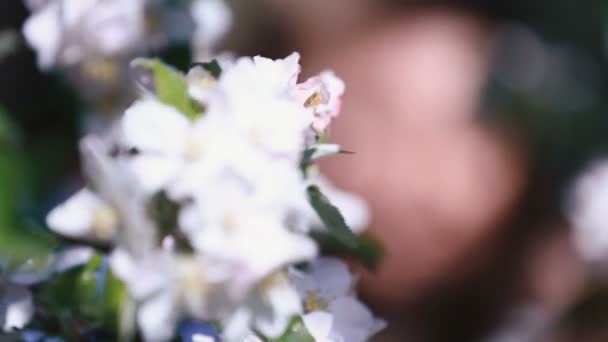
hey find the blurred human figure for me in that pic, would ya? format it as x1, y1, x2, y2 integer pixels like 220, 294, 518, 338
264, 0, 526, 306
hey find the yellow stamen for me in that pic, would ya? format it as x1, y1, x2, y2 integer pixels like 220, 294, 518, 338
222, 212, 239, 231
93, 207, 118, 239
185, 140, 204, 161
179, 257, 208, 297
304, 92, 323, 108
81, 59, 120, 82
304, 290, 328, 312
259, 273, 288, 305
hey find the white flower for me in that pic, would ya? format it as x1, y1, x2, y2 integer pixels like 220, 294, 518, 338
23, 0, 146, 69
80, 136, 159, 256
294, 71, 345, 134
289, 257, 386, 342
115, 98, 191, 194
110, 249, 210, 342
113, 95, 307, 198
46, 188, 118, 241
567, 159, 608, 262
178, 168, 317, 296
221, 272, 302, 341
204, 54, 311, 158
251, 53, 301, 93
46, 134, 158, 255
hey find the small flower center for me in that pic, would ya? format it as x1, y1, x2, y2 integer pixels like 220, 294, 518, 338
221, 212, 239, 231
248, 128, 262, 145
186, 140, 204, 161
259, 273, 288, 305
192, 77, 216, 93
93, 207, 118, 239
179, 258, 208, 297
304, 290, 328, 312
81, 58, 120, 82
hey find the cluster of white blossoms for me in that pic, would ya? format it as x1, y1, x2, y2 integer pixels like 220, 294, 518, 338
22, 0, 232, 70
44, 52, 383, 341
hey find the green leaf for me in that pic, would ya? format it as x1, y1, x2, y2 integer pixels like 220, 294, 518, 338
299, 148, 317, 175
0, 109, 57, 261
192, 60, 223, 79
311, 231, 383, 269
132, 58, 199, 120
307, 185, 359, 249
35, 253, 127, 339
272, 316, 314, 342
307, 185, 383, 269
0, 106, 19, 146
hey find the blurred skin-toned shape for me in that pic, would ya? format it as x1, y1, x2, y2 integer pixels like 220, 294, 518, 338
266, 1, 527, 305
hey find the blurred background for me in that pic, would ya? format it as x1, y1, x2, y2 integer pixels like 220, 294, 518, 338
2, 0, 608, 341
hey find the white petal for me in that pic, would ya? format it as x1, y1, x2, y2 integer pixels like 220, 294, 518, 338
328, 297, 386, 342
46, 188, 111, 239
192, 334, 216, 342
108, 249, 136, 283
10, 256, 54, 286
309, 258, 354, 300
1, 285, 33, 332
196, 224, 317, 298
52, 246, 95, 273
242, 335, 263, 342
61, 0, 98, 28
10, 247, 93, 286
121, 99, 190, 156
254, 279, 302, 338
221, 307, 253, 341
137, 291, 180, 342
109, 250, 167, 300
252, 52, 301, 90
124, 155, 183, 194
303, 311, 333, 342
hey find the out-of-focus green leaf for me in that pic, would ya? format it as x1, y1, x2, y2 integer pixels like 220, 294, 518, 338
272, 316, 314, 342
0, 108, 56, 261
311, 231, 383, 269
307, 185, 383, 269
132, 58, 198, 120
0, 106, 18, 146
307, 185, 359, 249
35, 253, 127, 339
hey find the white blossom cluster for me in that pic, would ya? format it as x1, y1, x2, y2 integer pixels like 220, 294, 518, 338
22, 0, 232, 70
43, 52, 383, 341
